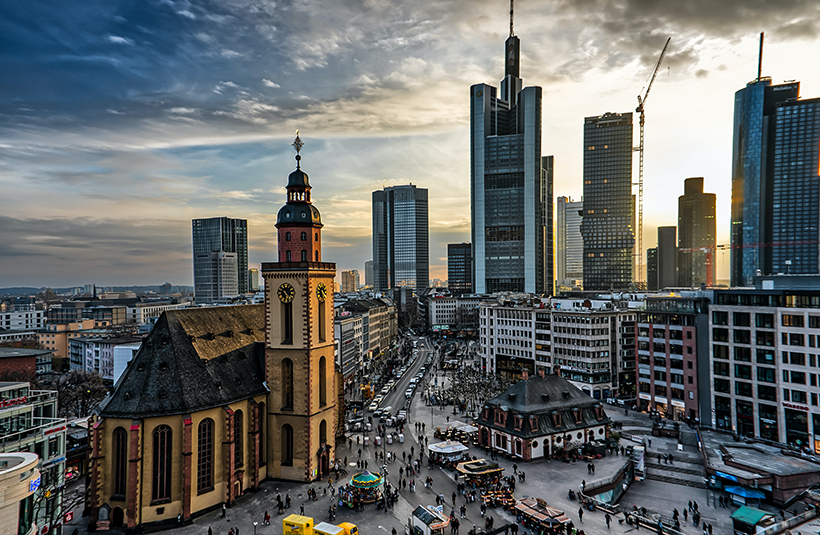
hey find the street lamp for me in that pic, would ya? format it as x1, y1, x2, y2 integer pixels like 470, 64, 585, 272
254, 521, 258, 535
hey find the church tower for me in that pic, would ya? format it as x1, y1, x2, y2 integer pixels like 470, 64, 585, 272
263, 132, 337, 481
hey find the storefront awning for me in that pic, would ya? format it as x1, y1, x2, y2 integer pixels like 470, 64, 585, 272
725, 486, 765, 499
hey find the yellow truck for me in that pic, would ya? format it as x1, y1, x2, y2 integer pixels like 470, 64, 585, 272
283, 514, 358, 535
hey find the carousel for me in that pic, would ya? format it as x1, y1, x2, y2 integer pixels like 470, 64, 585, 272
338, 471, 383, 508
514, 498, 571, 534
428, 440, 471, 468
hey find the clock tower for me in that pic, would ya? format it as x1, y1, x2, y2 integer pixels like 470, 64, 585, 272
263, 132, 337, 481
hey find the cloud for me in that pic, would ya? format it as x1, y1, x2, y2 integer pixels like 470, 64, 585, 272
177, 10, 196, 19
221, 49, 242, 58
262, 79, 280, 88
106, 35, 133, 45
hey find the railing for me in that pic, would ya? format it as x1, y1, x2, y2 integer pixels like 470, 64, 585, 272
0, 417, 66, 449
758, 508, 818, 535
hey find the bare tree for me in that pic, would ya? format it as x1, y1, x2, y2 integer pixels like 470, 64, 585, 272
51, 371, 110, 418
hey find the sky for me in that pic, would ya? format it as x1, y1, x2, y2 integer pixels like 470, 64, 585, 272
2, 0, 820, 288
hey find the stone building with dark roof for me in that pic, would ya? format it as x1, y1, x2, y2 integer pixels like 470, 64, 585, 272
476, 374, 611, 461
88, 135, 340, 532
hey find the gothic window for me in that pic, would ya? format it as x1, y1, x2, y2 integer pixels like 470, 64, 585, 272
281, 424, 293, 466
197, 419, 213, 492
319, 356, 327, 406
285, 232, 291, 241
301, 232, 307, 241
282, 359, 294, 409
152, 425, 172, 502
234, 410, 243, 467
282, 302, 293, 344
320, 419, 327, 444
113, 427, 127, 498
301, 250, 307, 262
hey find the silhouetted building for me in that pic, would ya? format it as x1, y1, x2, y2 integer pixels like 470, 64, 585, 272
657, 226, 677, 289
470, 24, 550, 295
678, 177, 716, 287
364, 260, 374, 288
647, 248, 658, 291
580, 112, 635, 291
447, 243, 473, 296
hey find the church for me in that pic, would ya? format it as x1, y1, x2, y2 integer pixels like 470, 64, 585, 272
87, 134, 340, 531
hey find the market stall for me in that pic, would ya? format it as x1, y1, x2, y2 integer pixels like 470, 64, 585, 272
456, 459, 504, 488
338, 471, 383, 508
428, 440, 470, 469
412, 505, 450, 535
515, 498, 571, 534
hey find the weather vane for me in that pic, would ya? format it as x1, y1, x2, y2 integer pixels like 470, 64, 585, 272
292, 129, 304, 167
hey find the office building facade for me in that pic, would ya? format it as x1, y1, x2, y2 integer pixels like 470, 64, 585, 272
678, 177, 717, 287
192, 217, 249, 302
341, 270, 360, 293
771, 98, 820, 276
556, 197, 583, 288
580, 113, 635, 291
470, 27, 550, 295
372, 185, 429, 292
447, 243, 473, 296
730, 79, 800, 286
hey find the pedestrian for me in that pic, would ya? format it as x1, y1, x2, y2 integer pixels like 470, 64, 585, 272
605, 513, 611, 528
300, 504, 305, 516
452, 491, 457, 505
578, 507, 584, 522
658, 453, 662, 463
683, 509, 688, 521
581, 480, 586, 491
512, 463, 518, 474
358, 448, 362, 457
222, 503, 227, 518
591, 463, 595, 474
669, 454, 673, 464
208, 528, 213, 535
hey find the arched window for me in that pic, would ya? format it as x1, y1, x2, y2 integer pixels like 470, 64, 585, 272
315, 251, 319, 261
282, 359, 294, 409
113, 427, 127, 497
285, 232, 291, 241
234, 410, 243, 467
301, 232, 307, 241
197, 419, 213, 492
282, 302, 293, 344
301, 250, 307, 262
281, 424, 293, 466
314, 233, 318, 241
319, 356, 327, 406
152, 425, 172, 502
286, 251, 291, 262
320, 419, 327, 444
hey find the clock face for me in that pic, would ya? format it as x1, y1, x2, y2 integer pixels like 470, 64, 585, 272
277, 283, 295, 303
316, 283, 327, 302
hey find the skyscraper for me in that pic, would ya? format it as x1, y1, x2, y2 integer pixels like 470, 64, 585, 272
447, 243, 473, 296
656, 226, 677, 289
470, 21, 550, 295
364, 260, 374, 288
556, 196, 583, 288
580, 112, 635, 291
192, 216, 248, 302
730, 78, 799, 286
771, 97, 820, 275
372, 184, 429, 292
341, 270, 360, 293
677, 177, 716, 287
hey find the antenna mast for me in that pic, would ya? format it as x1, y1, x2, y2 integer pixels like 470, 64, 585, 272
757, 32, 764, 81
510, 0, 514, 37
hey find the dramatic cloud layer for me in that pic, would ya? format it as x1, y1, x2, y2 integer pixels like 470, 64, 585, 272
1, 0, 819, 286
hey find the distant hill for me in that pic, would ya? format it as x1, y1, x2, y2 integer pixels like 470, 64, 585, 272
0, 285, 193, 297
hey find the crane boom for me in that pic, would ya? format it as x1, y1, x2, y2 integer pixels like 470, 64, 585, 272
634, 37, 671, 289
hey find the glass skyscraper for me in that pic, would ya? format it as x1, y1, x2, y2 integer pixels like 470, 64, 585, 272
556, 196, 583, 288
580, 112, 635, 291
192, 217, 248, 302
470, 27, 551, 295
771, 97, 820, 275
730, 78, 799, 285
447, 242, 472, 296
372, 184, 429, 292
677, 177, 716, 287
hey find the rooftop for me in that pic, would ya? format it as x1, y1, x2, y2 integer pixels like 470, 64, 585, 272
0, 348, 52, 358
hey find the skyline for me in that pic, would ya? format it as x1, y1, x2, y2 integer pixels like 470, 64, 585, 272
2, 1, 820, 287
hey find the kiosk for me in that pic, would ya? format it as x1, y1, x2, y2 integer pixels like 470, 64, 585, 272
428, 441, 470, 469
339, 471, 383, 508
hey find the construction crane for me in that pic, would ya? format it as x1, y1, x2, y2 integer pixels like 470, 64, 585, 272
634, 37, 671, 289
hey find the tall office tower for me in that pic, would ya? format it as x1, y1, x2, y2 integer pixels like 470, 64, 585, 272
447, 243, 473, 296
542, 156, 555, 296
730, 78, 799, 286
580, 112, 635, 291
470, 22, 549, 295
372, 184, 429, 292
656, 226, 677, 289
364, 260, 374, 288
556, 196, 584, 288
193, 250, 239, 301
771, 97, 820, 275
192, 216, 248, 302
646, 248, 658, 291
678, 177, 717, 287
247, 267, 260, 292
341, 270, 360, 293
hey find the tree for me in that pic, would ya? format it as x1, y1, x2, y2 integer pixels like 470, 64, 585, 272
52, 371, 110, 418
